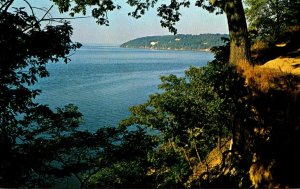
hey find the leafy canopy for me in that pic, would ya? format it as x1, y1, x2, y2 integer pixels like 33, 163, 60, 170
0, 1, 157, 187
0, 1, 86, 186
51, 0, 224, 34
245, 0, 300, 42
119, 42, 253, 187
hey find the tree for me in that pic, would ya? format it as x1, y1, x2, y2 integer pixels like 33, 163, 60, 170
120, 43, 253, 187
245, 0, 300, 42
0, 0, 88, 186
0, 1, 158, 187
245, 0, 285, 42
51, 0, 251, 65
85, 127, 158, 188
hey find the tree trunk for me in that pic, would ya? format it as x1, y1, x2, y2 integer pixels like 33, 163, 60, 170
222, 0, 251, 162
224, 0, 251, 65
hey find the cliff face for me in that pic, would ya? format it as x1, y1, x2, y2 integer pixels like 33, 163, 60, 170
120, 34, 228, 51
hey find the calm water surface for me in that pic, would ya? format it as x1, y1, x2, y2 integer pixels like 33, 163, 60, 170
35, 45, 214, 130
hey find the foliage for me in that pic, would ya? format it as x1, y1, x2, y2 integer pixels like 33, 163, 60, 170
51, 0, 237, 35
0, 2, 158, 187
120, 34, 228, 51
120, 41, 252, 187
0, 5, 80, 125
0, 1, 85, 186
0, 1, 111, 187
86, 127, 158, 188
245, 0, 300, 43
51, 0, 216, 34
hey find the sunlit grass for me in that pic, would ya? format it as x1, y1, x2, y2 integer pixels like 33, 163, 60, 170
236, 59, 300, 93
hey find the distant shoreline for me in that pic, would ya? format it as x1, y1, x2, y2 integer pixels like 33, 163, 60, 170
120, 46, 212, 52
120, 34, 228, 53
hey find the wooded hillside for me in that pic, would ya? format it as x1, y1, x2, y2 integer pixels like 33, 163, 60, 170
120, 34, 228, 51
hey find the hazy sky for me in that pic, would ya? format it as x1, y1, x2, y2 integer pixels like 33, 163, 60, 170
13, 0, 229, 44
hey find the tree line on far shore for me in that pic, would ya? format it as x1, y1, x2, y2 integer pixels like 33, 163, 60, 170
120, 34, 228, 51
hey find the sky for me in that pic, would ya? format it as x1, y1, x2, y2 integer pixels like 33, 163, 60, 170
13, 0, 229, 45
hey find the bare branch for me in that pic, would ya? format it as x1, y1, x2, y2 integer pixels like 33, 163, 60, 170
41, 16, 92, 22
39, 4, 54, 22
22, 0, 35, 17
1, 0, 14, 12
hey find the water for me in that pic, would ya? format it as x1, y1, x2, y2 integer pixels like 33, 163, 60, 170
34, 45, 214, 130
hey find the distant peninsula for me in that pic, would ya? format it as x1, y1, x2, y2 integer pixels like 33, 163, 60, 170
120, 34, 229, 51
